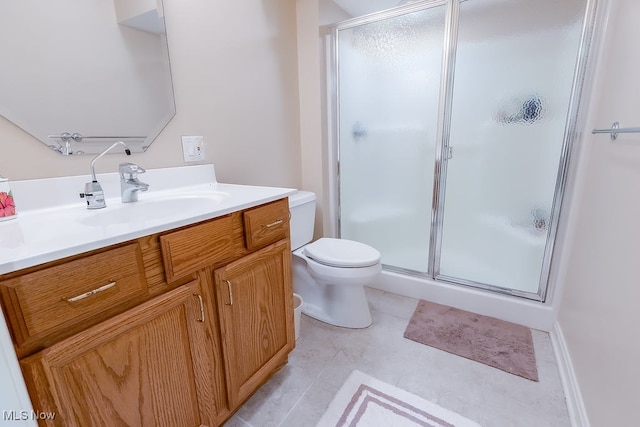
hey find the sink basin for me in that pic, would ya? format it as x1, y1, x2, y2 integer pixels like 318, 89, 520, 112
79, 192, 230, 226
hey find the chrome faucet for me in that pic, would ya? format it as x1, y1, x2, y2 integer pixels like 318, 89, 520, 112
119, 162, 149, 203
80, 141, 131, 209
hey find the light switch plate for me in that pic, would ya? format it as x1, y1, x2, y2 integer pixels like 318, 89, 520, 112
182, 136, 206, 162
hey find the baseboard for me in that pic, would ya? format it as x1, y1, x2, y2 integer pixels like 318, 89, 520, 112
550, 323, 590, 427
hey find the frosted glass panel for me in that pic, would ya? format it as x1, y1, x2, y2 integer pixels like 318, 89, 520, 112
338, 6, 446, 273
438, 0, 586, 293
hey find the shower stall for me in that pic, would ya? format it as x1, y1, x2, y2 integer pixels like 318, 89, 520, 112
330, 0, 595, 306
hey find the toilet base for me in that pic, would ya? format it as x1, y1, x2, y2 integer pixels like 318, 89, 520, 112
300, 287, 372, 329
292, 248, 378, 329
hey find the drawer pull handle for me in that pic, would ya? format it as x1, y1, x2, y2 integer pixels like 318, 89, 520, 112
225, 280, 233, 306
194, 294, 205, 323
264, 219, 284, 228
64, 281, 116, 302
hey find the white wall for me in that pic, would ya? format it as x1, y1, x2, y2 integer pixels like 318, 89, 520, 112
0, 0, 301, 190
296, 0, 325, 238
557, 0, 640, 425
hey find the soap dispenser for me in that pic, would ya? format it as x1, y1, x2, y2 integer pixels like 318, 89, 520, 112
0, 176, 17, 221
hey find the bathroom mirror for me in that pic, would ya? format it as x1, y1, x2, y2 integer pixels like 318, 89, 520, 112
0, 0, 175, 155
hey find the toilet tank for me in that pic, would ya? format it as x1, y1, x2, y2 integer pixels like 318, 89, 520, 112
288, 191, 316, 250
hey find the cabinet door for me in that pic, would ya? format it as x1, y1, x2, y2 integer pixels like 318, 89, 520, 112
20, 278, 225, 427
214, 239, 294, 407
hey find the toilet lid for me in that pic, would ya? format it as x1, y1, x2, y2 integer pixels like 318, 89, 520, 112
303, 238, 381, 268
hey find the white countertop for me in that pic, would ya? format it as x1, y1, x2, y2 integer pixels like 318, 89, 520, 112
0, 164, 296, 275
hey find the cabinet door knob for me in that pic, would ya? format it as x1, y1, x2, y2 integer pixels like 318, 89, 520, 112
193, 293, 205, 323
225, 280, 234, 306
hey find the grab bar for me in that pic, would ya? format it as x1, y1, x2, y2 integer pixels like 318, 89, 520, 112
591, 122, 640, 141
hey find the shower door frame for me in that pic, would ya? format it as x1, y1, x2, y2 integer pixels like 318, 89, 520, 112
329, 0, 598, 302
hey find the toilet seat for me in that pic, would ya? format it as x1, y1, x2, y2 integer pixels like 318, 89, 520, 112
303, 238, 381, 268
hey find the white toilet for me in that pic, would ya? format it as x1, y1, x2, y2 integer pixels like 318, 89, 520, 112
289, 191, 382, 328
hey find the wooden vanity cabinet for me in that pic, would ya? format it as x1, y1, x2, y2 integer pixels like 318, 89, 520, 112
214, 239, 294, 407
0, 197, 294, 426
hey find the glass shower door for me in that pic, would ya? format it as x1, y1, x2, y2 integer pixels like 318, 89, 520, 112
337, 3, 447, 273
436, 0, 587, 296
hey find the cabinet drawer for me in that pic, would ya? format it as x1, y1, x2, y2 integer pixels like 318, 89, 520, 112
243, 198, 290, 251
0, 243, 148, 351
160, 215, 234, 282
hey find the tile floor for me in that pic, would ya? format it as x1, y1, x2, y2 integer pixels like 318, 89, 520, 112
225, 288, 570, 427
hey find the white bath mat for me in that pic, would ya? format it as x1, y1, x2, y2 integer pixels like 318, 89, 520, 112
317, 370, 480, 427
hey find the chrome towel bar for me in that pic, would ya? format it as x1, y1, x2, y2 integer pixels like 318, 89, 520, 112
591, 122, 640, 140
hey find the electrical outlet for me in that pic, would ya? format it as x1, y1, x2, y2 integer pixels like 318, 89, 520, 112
182, 136, 206, 162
